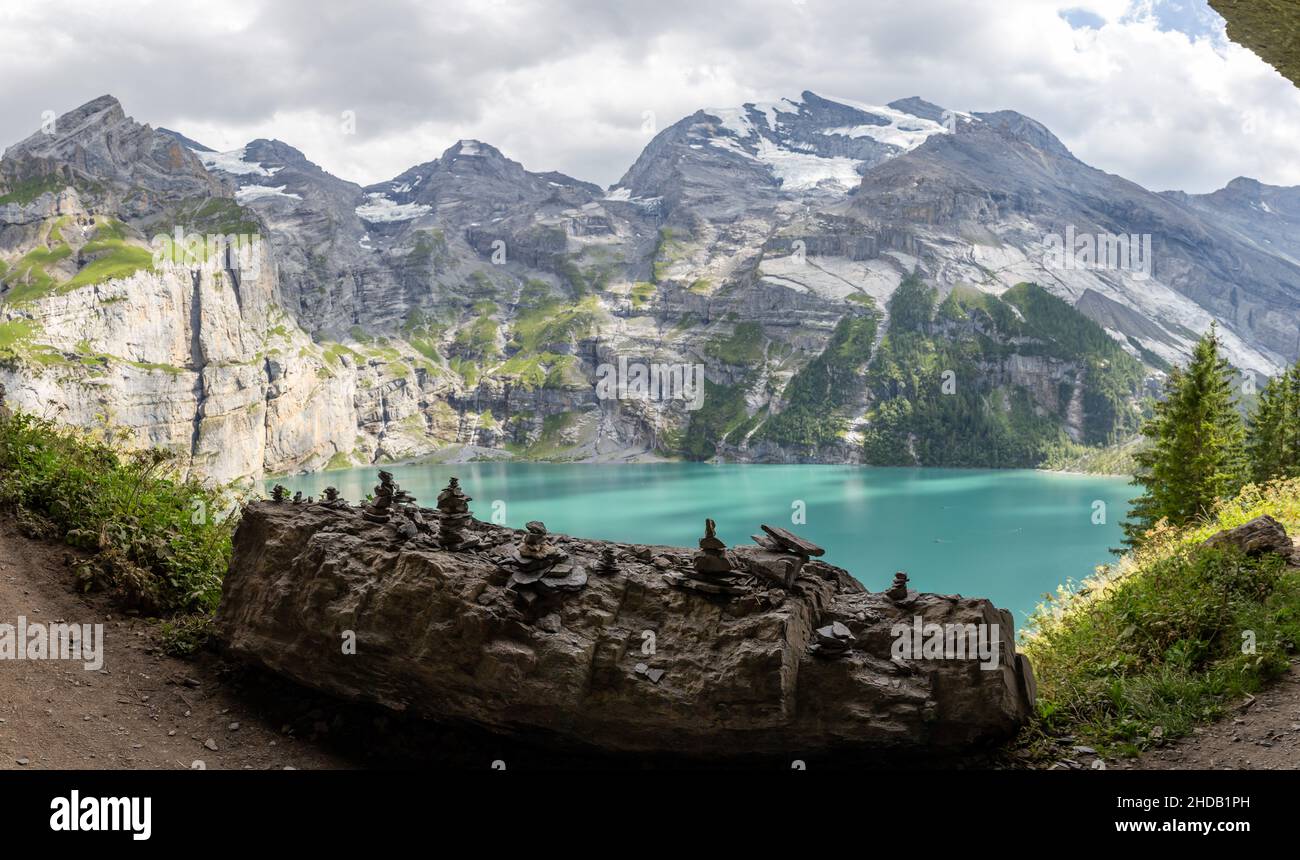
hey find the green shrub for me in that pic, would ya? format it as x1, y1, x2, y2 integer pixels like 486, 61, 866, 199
0, 410, 235, 613
158, 613, 215, 656
1023, 478, 1300, 753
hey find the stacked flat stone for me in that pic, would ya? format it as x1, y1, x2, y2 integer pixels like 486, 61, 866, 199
810, 621, 856, 659
362, 471, 397, 523
666, 519, 744, 596
745, 524, 825, 589
501, 521, 585, 595
436, 477, 473, 548
516, 521, 559, 571
595, 545, 619, 576
885, 571, 917, 605
320, 487, 346, 509
270, 484, 290, 503
394, 486, 417, 509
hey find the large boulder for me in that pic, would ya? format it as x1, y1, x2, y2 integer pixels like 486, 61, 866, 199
1202, 515, 1295, 561
216, 497, 1036, 759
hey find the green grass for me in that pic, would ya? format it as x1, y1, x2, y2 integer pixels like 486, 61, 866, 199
454, 316, 499, 359
556, 253, 617, 296
496, 351, 578, 390
0, 174, 67, 206
449, 356, 480, 387
320, 342, 363, 369
484, 292, 599, 390
651, 226, 689, 283
2, 244, 72, 303
324, 450, 355, 471
406, 229, 449, 270
0, 319, 40, 354
2, 217, 157, 303
47, 215, 71, 245
152, 196, 261, 238
0, 409, 235, 614
524, 411, 585, 458
64, 241, 153, 291
401, 308, 446, 363
510, 294, 598, 352
630, 281, 656, 309
705, 321, 766, 365
124, 359, 185, 375
0, 319, 67, 367
1022, 478, 1300, 755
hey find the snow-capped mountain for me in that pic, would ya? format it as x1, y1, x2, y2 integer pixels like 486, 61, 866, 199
610, 92, 955, 217
2, 92, 1297, 481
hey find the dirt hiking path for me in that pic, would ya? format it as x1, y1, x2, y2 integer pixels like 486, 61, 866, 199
1131, 661, 1300, 770
1129, 538, 1300, 770
0, 517, 355, 770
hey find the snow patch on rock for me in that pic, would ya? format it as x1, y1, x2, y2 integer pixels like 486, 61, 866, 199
236, 185, 301, 203
195, 147, 282, 177
355, 193, 432, 223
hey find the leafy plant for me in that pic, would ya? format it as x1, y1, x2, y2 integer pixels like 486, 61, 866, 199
0, 410, 236, 613
1024, 477, 1300, 753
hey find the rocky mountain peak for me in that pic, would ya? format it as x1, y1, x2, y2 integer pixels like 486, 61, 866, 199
613, 91, 957, 213
968, 109, 1075, 160
157, 127, 214, 153
443, 139, 499, 161
241, 138, 317, 170
1221, 176, 1265, 198
886, 96, 949, 124
58, 94, 126, 131
3, 94, 125, 163
0, 93, 220, 206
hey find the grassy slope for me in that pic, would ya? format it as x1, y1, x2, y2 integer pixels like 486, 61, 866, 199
0, 217, 155, 305
0, 409, 234, 614
1023, 478, 1300, 755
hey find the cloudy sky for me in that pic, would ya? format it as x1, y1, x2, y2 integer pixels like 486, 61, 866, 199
2, 0, 1298, 193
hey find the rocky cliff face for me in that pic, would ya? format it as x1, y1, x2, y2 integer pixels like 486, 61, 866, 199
2, 93, 1297, 482
215, 493, 1036, 757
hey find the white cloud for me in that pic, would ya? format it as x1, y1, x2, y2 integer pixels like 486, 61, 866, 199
0, 0, 1297, 193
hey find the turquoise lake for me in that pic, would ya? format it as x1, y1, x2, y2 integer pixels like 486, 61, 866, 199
271, 463, 1134, 623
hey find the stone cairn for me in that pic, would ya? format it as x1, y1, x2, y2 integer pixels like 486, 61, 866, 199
353, 472, 433, 543
748, 524, 825, 589
320, 487, 346, 509
435, 477, 475, 549
270, 484, 290, 503
595, 545, 619, 576
810, 621, 856, 659
362, 471, 398, 523
884, 571, 917, 605
665, 519, 744, 596
518, 521, 559, 570
498, 520, 587, 596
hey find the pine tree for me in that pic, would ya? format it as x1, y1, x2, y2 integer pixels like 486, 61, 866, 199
1247, 360, 1300, 482
1123, 327, 1247, 547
